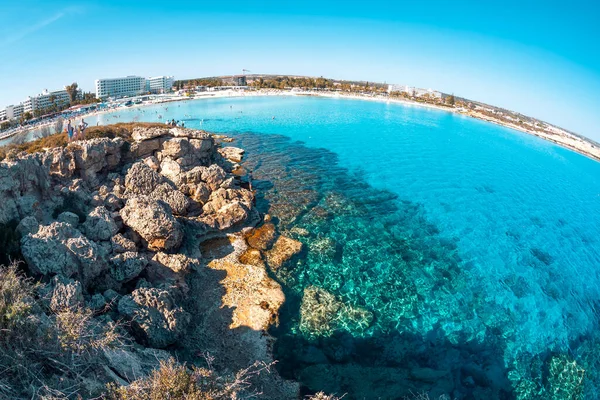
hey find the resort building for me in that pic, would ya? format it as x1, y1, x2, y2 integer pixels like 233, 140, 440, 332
147, 76, 174, 94
0, 109, 6, 120
95, 76, 147, 99
387, 84, 442, 99
4, 104, 24, 120
22, 89, 71, 114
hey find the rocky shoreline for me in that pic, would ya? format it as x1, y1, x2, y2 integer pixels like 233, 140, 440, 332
0, 125, 304, 398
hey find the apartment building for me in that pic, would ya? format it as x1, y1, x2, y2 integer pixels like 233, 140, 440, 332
147, 76, 174, 94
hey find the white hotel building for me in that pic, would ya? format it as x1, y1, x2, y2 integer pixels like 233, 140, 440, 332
95, 76, 147, 99
23, 89, 71, 113
147, 76, 174, 94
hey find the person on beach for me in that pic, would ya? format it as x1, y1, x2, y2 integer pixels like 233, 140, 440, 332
79, 119, 88, 140
66, 120, 73, 142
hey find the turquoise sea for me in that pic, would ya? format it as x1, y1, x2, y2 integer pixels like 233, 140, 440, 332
85, 96, 600, 398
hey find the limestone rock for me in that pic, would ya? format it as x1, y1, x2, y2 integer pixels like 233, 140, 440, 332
169, 127, 211, 140
160, 138, 192, 159
132, 126, 169, 142
82, 206, 118, 241
150, 183, 191, 216
159, 157, 183, 186
16, 216, 39, 237
111, 233, 137, 253
218, 146, 245, 163
265, 235, 303, 270
118, 287, 190, 348
152, 252, 199, 273
21, 222, 108, 285
246, 223, 277, 251
110, 252, 148, 282
50, 276, 84, 312
125, 161, 164, 195
120, 196, 183, 251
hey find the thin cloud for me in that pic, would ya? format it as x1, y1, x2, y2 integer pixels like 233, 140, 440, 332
0, 12, 67, 47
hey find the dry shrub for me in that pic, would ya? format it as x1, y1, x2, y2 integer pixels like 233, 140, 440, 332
106, 358, 274, 400
0, 262, 123, 399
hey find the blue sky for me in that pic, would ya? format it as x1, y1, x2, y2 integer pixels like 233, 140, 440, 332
1, 0, 599, 139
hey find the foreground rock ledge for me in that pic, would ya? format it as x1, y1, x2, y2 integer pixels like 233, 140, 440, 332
0, 125, 299, 398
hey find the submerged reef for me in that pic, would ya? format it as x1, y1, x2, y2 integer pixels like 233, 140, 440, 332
232, 132, 600, 399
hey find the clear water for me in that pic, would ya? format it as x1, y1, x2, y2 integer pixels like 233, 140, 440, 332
84, 96, 600, 398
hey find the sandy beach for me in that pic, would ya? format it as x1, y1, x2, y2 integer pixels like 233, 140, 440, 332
3, 89, 599, 163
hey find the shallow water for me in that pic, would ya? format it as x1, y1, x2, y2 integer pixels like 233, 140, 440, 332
80, 96, 600, 398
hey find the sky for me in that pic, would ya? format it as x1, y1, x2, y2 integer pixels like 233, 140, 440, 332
1, 0, 599, 139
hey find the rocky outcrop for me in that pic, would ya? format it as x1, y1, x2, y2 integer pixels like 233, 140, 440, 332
118, 287, 190, 348
1, 124, 298, 397
120, 196, 184, 251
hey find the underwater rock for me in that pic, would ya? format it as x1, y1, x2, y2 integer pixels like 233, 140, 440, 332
265, 235, 303, 270
299, 286, 373, 338
218, 146, 245, 163
246, 222, 277, 250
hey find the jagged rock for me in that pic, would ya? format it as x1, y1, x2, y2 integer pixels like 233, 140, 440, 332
152, 252, 199, 273
246, 223, 277, 250
239, 248, 265, 267
150, 183, 191, 216
82, 206, 118, 241
21, 222, 108, 285
88, 293, 107, 312
118, 287, 190, 348
169, 127, 211, 140
218, 146, 245, 163
104, 193, 124, 211
160, 138, 192, 159
192, 182, 211, 204
110, 251, 148, 282
202, 164, 227, 191
144, 156, 160, 171
158, 157, 183, 186
132, 126, 170, 141
72, 138, 124, 186
111, 233, 137, 253
200, 188, 253, 231
265, 235, 303, 270
132, 139, 161, 158
120, 196, 183, 251
50, 276, 84, 312
16, 216, 39, 237
125, 161, 164, 195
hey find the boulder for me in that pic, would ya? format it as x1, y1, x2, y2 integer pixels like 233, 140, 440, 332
169, 127, 211, 140
88, 293, 107, 312
150, 183, 192, 216
144, 156, 160, 171
118, 287, 190, 348
120, 196, 184, 251
160, 138, 192, 159
125, 162, 164, 195
50, 276, 84, 312
218, 146, 245, 163
158, 157, 183, 186
111, 233, 137, 253
265, 235, 303, 270
82, 206, 118, 241
132, 139, 161, 158
21, 222, 108, 285
152, 252, 199, 273
132, 126, 169, 142
57, 211, 81, 227
16, 216, 39, 237
110, 252, 148, 282
246, 223, 277, 251
72, 138, 123, 186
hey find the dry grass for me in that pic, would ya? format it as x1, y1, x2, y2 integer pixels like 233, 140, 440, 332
0, 262, 123, 399
106, 358, 275, 400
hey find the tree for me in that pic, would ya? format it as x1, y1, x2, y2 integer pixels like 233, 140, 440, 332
446, 94, 455, 106
65, 82, 79, 104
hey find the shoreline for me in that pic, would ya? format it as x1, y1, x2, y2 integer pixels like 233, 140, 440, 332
3, 89, 599, 163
